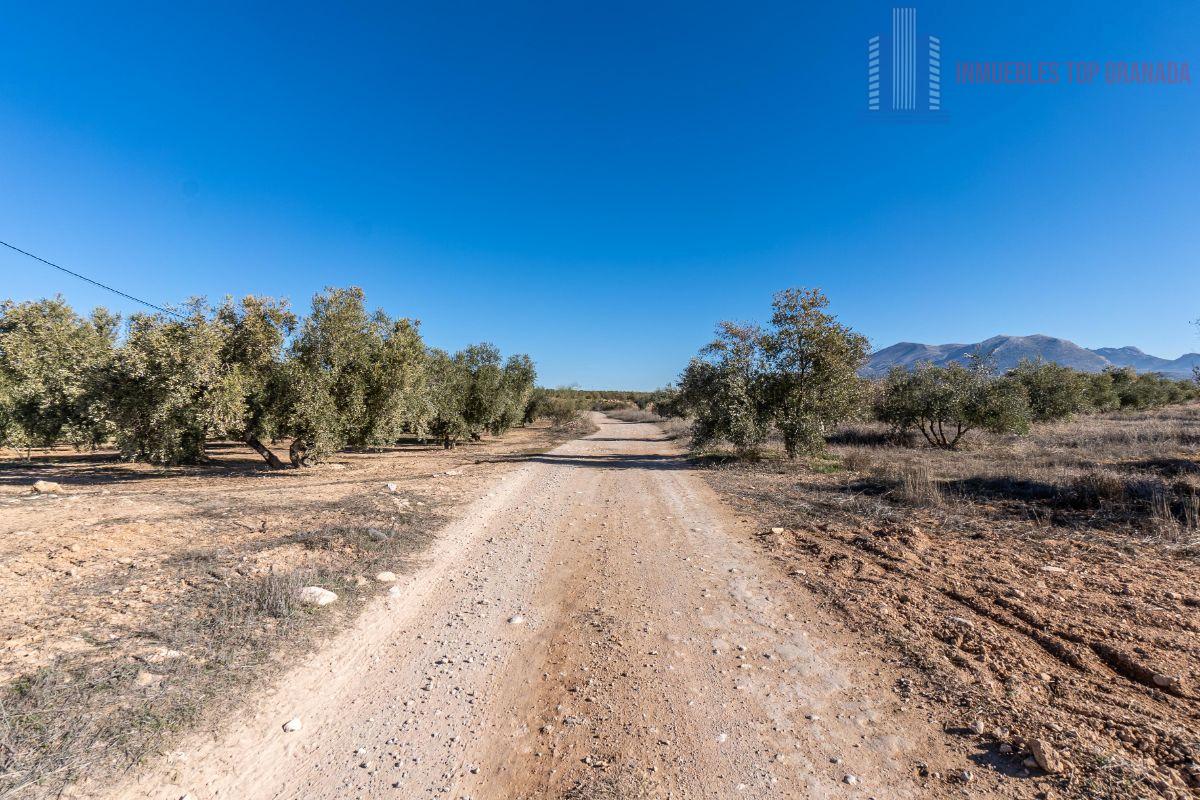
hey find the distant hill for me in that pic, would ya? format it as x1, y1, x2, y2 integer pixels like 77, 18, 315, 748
864, 335, 1200, 378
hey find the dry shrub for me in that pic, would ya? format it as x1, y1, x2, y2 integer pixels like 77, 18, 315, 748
841, 450, 874, 473
1067, 469, 1127, 508
658, 417, 691, 441
889, 464, 944, 507
606, 408, 662, 423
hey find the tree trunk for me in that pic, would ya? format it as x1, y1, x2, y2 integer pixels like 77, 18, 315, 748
244, 434, 287, 469
289, 438, 314, 468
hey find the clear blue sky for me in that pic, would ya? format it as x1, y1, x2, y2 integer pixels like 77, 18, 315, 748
2, 1, 1197, 389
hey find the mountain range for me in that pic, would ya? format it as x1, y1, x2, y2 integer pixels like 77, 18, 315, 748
863, 335, 1200, 378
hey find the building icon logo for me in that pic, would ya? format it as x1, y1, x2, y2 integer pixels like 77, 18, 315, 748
868, 7, 940, 114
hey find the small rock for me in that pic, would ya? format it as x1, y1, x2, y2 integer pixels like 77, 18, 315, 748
1030, 738, 1064, 774
969, 719, 986, 735
297, 586, 338, 607
843, 774, 859, 785
386, 483, 398, 492
283, 718, 302, 732
367, 528, 389, 542
135, 670, 164, 687
770, 527, 786, 535
388, 585, 403, 598
1151, 673, 1182, 692
508, 615, 525, 625
32, 480, 62, 494
1040, 565, 1068, 574
375, 571, 398, 583
144, 647, 185, 664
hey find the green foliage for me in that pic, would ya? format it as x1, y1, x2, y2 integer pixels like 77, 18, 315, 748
678, 289, 870, 458
103, 300, 245, 464
281, 288, 430, 463
1, 288, 537, 467
216, 295, 296, 438
1106, 366, 1198, 409
0, 297, 118, 451
760, 288, 871, 457
1084, 370, 1121, 413
876, 359, 1031, 448
423, 344, 537, 448
678, 323, 771, 457
1007, 358, 1089, 422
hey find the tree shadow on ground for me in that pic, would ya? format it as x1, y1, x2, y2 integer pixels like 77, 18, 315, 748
483, 452, 690, 471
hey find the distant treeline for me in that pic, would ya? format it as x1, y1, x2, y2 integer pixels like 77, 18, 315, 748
0, 289, 537, 466
668, 288, 1199, 455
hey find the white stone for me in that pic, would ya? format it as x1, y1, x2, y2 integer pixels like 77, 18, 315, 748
375, 571, 398, 583
283, 717, 302, 732
297, 586, 338, 607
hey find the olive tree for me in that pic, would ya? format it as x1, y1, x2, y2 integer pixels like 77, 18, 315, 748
0, 297, 118, 453
495, 354, 537, 434
103, 300, 244, 464
423, 344, 536, 449
424, 348, 470, 448
1006, 358, 1089, 422
677, 322, 770, 456
281, 287, 428, 465
760, 288, 871, 457
215, 296, 297, 467
876, 359, 1031, 448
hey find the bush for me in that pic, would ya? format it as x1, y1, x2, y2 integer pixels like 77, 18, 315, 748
1007, 358, 1089, 422
875, 359, 1031, 448
678, 323, 770, 457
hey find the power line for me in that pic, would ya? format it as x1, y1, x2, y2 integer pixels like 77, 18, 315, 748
0, 238, 183, 318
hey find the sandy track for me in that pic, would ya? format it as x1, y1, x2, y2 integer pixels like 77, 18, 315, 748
108, 415, 961, 800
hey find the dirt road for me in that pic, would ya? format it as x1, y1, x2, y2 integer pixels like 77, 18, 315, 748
111, 415, 967, 800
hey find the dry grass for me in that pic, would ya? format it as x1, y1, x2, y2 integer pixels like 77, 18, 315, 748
603, 409, 690, 441
604, 408, 662, 423
656, 417, 691, 441
825, 402, 1200, 552
0, 521, 438, 799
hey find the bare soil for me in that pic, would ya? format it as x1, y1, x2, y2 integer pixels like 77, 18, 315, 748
3, 411, 1195, 800
0, 422, 584, 798
88, 416, 977, 799
700, 409, 1200, 799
